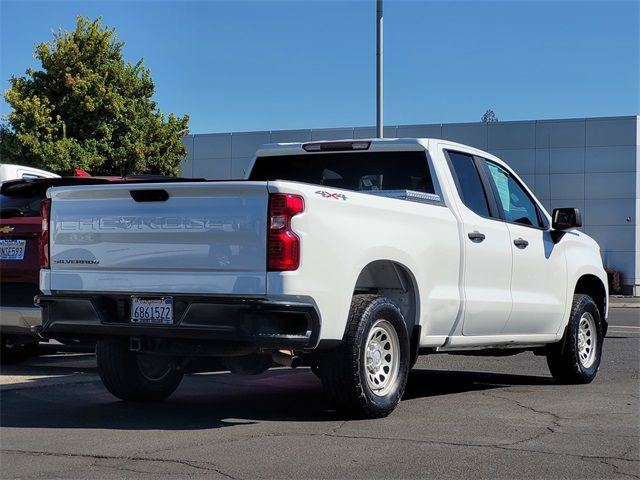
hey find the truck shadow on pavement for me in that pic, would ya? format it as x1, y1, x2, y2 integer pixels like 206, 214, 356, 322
403, 369, 553, 400
0, 366, 553, 431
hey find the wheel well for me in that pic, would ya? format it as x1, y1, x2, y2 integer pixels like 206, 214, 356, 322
574, 274, 607, 323
354, 260, 419, 333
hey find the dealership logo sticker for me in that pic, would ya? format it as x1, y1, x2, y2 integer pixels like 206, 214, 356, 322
315, 190, 347, 201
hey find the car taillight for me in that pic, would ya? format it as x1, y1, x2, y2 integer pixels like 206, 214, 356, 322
39, 198, 51, 268
268, 193, 304, 271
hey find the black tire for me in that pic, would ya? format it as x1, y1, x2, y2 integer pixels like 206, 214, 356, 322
319, 295, 410, 418
546, 294, 604, 384
310, 362, 321, 378
96, 340, 184, 401
1, 337, 38, 364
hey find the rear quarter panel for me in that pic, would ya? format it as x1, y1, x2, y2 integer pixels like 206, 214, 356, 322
266, 181, 461, 342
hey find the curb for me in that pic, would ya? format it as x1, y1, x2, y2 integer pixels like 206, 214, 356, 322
609, 303, 640, 309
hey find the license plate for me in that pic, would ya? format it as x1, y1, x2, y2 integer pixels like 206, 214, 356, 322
0, 239, 26, 260
131, 297, 174, 324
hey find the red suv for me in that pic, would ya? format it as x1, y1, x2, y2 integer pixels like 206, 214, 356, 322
0, 175, 182, 362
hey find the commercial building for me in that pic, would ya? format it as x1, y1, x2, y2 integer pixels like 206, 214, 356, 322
181, 115, 640, 295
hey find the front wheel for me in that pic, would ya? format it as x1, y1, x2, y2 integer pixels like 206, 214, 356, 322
319, 295, 410, 418
546, 294, 604, 384
96, 340, 184, 401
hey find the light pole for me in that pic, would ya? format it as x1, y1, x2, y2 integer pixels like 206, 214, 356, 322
376, 0, 383, 138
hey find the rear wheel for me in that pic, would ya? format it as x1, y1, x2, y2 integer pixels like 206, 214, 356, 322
96, 340, 183, 401
546, 294, 604, 384
319, 295, 410, 418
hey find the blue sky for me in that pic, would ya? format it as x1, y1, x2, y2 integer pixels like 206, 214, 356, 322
1, 0, 638, 134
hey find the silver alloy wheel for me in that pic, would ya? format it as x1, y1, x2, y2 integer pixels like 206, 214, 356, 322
577, 312, 597, 368
136, 355, 174, 382
364, 319, 400, 396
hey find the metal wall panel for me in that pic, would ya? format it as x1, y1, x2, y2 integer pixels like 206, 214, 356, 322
193, 133, 232, 160
533, 174, 551, 199
231, 132, 272, 158
586, 226, 635, 252
441, 123, 488, 150
535, 149, 551, 174
353, 126, 398, 138
550, 173, 584, 199
488, 121, 536, 149
396, 124, 442, 138
536, 120, 586, 148
310, 128, 354, 141
586, 117, 637, 147
269, 130, 312, 143
489, 149, 535, 175
585, 172, 636, 199
584, 199, 635, 226
549, 148, 585, 174
585, 146, 636, 173
191, 158, 232, 179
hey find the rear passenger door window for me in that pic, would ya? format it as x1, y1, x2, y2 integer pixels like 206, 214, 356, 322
484, 162, 543, 228
446, 151, 491, 217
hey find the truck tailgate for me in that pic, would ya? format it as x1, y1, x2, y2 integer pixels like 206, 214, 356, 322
47, 182, 269, 296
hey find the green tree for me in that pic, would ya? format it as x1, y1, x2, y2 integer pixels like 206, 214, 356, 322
2, 16, 189, 175
481, 109, 499, 123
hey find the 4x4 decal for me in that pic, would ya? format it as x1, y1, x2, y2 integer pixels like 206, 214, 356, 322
315, 190, 347, 201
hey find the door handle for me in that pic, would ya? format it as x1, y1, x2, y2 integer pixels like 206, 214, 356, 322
467, 231, 486, 243
513, 238, 529, 249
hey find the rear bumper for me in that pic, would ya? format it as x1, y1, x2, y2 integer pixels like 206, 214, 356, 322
35, 294, 321, 351
0, 306, 41, 336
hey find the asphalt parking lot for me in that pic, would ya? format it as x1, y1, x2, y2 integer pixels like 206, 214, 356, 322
1, 309, 638, 480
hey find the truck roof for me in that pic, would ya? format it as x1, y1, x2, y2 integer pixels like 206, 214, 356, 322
254, 138, 511, 172
255, 138, 428, 157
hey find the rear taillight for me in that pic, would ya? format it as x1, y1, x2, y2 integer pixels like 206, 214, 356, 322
39, 198, 51, 268
268, 193, 304, 271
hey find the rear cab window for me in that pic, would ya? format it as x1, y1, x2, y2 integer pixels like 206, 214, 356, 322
249, 151, 436, 194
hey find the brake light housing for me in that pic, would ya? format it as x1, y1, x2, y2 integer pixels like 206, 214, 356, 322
268, 193, 304, 271
39, 198, 51, 268
303, 141, 371, 152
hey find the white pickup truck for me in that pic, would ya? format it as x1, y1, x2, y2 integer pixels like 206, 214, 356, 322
36, 138, 608, 418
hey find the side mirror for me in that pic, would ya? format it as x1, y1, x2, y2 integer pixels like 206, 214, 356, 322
552, 208, 582, 231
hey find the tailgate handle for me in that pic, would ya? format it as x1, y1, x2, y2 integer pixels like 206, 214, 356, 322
130, 189, 169, 202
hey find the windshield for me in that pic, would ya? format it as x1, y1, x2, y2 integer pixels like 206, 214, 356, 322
249, 151, 435, 193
